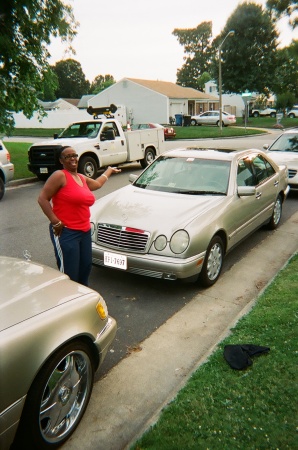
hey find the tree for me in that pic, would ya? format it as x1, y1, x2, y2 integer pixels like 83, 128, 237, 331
173, 22, 213, 90
52, 59, 90, 98
0, 0, 78, 135
38, 69, 59, 102
211, 3, 279, 96
271, 41, 298, 98
90, 75, 116, 94
275, 91, 296, 112
266, 0, 298, 28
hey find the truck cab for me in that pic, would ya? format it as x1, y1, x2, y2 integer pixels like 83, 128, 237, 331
28, 105, 164, 180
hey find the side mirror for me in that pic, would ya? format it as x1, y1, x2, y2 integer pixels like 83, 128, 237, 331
263, 144, 269, 150
101, 129, 115, 141
237, 186, 256, 196
53, 133, 58, 139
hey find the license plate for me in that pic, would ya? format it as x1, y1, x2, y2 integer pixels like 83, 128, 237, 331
104, 251, 127, 270
40, 168, 48, 174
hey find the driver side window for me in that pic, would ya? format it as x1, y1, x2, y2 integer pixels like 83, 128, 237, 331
237, 159, 256, 186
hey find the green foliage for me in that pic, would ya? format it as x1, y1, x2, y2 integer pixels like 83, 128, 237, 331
52, 58, 90, 98
132, 254, 298, 449
0, 0, 77, 136
276, 91, 297, 111
272, 41, 298, 97
90, 74, 116, 95
173, 22, 213, 90
211, 3, 279, 95
266, 0, 298, 28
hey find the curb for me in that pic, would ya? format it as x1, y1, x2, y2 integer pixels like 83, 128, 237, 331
7, 177, 39, 188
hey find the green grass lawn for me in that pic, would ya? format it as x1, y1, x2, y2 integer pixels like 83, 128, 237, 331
5, 142, 35, 180
131, 253, 298, 450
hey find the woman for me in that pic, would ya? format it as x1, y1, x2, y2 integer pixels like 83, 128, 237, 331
38, 146, 121, 286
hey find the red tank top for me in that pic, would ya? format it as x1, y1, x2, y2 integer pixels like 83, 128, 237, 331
52, 170, 95, 232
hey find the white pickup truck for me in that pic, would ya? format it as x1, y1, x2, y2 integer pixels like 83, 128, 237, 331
250, 107, 276, 118
28, 111, 165, 180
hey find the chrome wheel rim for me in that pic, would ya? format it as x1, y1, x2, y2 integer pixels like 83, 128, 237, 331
206, 243, 223, 281
273, 198, 282, 225
39, 350, 92, 443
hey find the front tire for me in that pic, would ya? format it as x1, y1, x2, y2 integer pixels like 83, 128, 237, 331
78, 156, 98, 178
267, 195, 282, 230
140, 147, 155, 168
288, 113, 295, 119
190, 119, 197, 126
13, 341, 95, 449
200, 236, 224, 287
270, 112, 276, 118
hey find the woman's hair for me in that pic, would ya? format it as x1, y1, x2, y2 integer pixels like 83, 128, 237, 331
57, 146, 72, 159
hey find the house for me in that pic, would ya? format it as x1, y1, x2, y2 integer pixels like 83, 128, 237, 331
88, 78, 218, 125
204, 81, 245, 117
37, 98, 79, 111
77, 95, 95, 109
204, 80, 276, 117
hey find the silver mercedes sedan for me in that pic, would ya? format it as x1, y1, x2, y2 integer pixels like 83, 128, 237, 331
91, 148, 289, 287
0, 256, 117, 450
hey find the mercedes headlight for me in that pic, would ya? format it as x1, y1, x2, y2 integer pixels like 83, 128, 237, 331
170, 230, 189, 254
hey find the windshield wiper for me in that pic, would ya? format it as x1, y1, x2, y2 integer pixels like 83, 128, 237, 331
178, 190, 226, 195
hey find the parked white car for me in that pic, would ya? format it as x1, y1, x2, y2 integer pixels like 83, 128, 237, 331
190, 111, 236, 127
0, 140, 14, 200
287, 107, 298, 118
263, 128, 298, 191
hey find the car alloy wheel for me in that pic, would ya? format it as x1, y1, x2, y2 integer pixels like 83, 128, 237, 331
13, 341, 95, 449
268, 195, 282, 230
200, 236, 224, 287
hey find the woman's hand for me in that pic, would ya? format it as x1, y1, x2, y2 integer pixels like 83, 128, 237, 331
107, 166, 121, 174
52, 221, 64, 237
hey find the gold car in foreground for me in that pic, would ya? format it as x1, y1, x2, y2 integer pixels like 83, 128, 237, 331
91, 148, 289, 287
0, 256, 117, 450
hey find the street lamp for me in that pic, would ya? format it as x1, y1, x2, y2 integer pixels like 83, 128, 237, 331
218, 30, 235, 133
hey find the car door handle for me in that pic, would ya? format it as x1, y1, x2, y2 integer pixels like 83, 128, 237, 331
256, 191, 262, 199
94, 144, 100, 149
274, 180, 279, 187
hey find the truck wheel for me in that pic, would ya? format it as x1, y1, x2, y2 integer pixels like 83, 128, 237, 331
253, 111, 259, 117
270, 112, 276, 118
140, 148, 155, 168
78, 156, 98, 179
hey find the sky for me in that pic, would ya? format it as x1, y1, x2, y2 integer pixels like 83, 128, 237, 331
48, 0, 297, 84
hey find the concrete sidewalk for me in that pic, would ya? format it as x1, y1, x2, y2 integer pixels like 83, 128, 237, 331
63, 211, 298, 450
